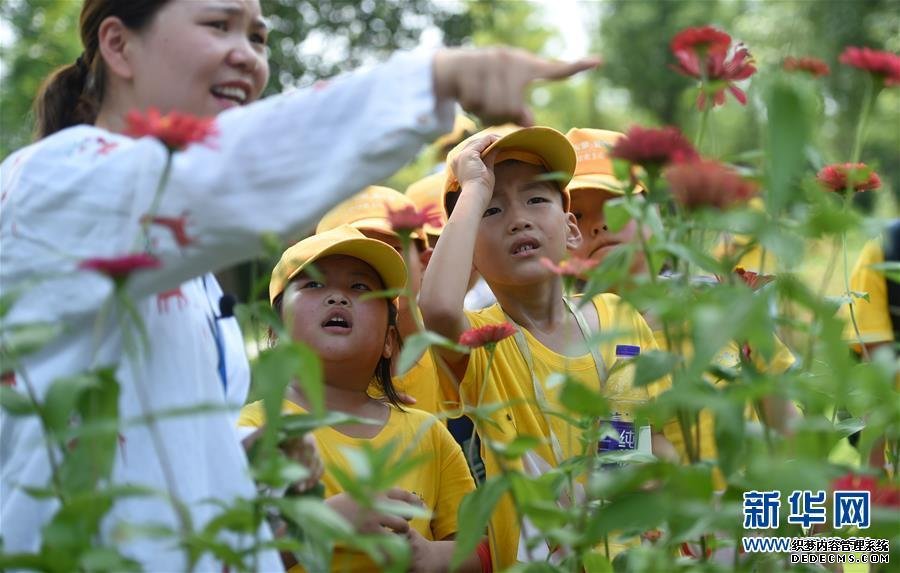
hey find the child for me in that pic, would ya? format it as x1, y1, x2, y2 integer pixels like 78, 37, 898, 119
0, 0, 597, 564
239, 225, 483, 572
316, 186, 441, 414
564, 127, 797, 494
419, 125, 674, 567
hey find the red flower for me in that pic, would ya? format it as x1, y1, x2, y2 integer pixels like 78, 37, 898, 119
1, 371, 15, 387
79, 253, 162, 281
783, 56, 830, 77
459, 323, 516, 349
125, 108, 218, 151
734, 267, 775, 290
609, 126, 698, 169
817, 163, 881, 193
141, 212, 195, 247
664, 159, 757, 210
832, 473, 900, 509
839, 47, 900, 86
386, 204, 443, 236
671, 26, 757, 109
539, 256, 598, 278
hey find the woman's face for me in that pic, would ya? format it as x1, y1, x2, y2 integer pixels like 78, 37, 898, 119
124, 0, 270, 116
281, 255, 392, 369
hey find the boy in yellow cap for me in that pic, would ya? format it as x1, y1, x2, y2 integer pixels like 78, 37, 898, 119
564, 127, 796, 496
420, 125, 675, 568
317, 186, 441, 415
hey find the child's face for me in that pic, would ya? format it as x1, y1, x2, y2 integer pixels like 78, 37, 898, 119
282, 255, 392, 370
121, 0, 270, 117
473, 160, 581, 286
570, 188, 647, 274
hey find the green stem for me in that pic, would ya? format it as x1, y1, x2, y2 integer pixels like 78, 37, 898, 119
850, 77, 876, 165
16, 365, 66, 500
467, 347, 497, 487
400, 234, 425, 332
134, 152, 174, 253
695, 104, 712, 152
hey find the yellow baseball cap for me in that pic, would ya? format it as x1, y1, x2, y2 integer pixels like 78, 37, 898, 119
433, 113, 477, 152
316, 186, 426, 242
443, 125, 576, 215
565, 128, 636, 194
405, 171, 447, 235
269, 225, 407, 304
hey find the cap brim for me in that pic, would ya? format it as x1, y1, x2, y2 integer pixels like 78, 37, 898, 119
568, 174, 642, 194
280, 237, 407, 301
348, 219, 426, 243
484, 127, 576, 189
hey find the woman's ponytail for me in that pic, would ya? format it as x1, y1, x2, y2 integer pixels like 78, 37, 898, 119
32, 55, 98, 139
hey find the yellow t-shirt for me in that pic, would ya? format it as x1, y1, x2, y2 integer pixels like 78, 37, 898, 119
655, 330, 796, 490
439, 293, 665, 569
393, 349, 441, 415
844, 239, 894, 348
238, 400, 474, 572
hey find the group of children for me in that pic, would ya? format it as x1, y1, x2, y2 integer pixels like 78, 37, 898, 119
236, 120, 814, 570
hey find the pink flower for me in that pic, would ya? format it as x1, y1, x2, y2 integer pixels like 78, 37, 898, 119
664, 159, 757, 210
832, 473, 900, 509
125, 108, 218, 151
839, 47, 900, 86
671, 26, 757, 109
609, 126, 698, 170
386, 204, 443, 236
783, 56, 830, 77
141, 212, 195, 247
79, 253, 161, 281
734, 267, 775, 291
459, 323, 516, 349
539, 256, 598, 278
817, 163, 881, 193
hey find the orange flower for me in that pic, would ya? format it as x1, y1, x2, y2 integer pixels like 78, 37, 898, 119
386, 204, 443, 236
783, 56, 830, 77
609, 126, 698, 170
125, 108, 218, 151
459, 323, 516, 349
671, 26, 757, 109
79, 253, 161, 281
664, 159, 757, 211
839, 47, 900, 86
141, 212, 195, 247
817, 163, 881, 193
733, 267, 775, 290
539, 256, 598, 278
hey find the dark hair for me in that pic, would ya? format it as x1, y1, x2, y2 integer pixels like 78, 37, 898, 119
270, 291, 405, 409
33, 0, 172, 139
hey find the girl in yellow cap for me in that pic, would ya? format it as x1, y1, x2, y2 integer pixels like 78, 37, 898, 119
239, 225, 483, 572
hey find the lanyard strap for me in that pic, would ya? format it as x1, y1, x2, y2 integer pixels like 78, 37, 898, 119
503, 297, 609, 466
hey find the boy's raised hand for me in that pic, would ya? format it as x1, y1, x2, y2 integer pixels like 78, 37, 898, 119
433, 48, 601, 126
452, 135, 500, 199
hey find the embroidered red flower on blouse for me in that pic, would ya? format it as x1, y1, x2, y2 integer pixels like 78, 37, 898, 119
817, 163, 881, 193
539, 256, 598, 278
783, 56, 830, 77
79, 253, 162, 281
671, 26, 757, 109
832, 473, 900, 508
125, 108, 218, 151
459, 323, 516, 349
839, 47, 900, 86
608, 126, 698, 169
387, 204, 443, 237
664, 159, 757, 210
141, 212, 195, 247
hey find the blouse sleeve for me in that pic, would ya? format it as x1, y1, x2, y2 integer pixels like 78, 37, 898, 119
0, 50, 453, 326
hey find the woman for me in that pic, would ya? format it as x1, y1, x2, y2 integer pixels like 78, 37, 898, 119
0, 0, 597, 570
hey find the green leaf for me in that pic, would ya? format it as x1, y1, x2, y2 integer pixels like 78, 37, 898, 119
42, 373, 101, 436
359, 287, 406, 302
868, 261, 900, 284
487, 435, 544, 459
279, 411, 375, 439
0, 385, 36, 415
559, 377, 608, 417
451, 475, 509, 571
396, 331, 468, 376
533, 171, 570, 183
602, 198, 630, 233
371, 498, 433, 521
633, 350, 678, 388
1, 322, 63, 359
764, 79, 812, 213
